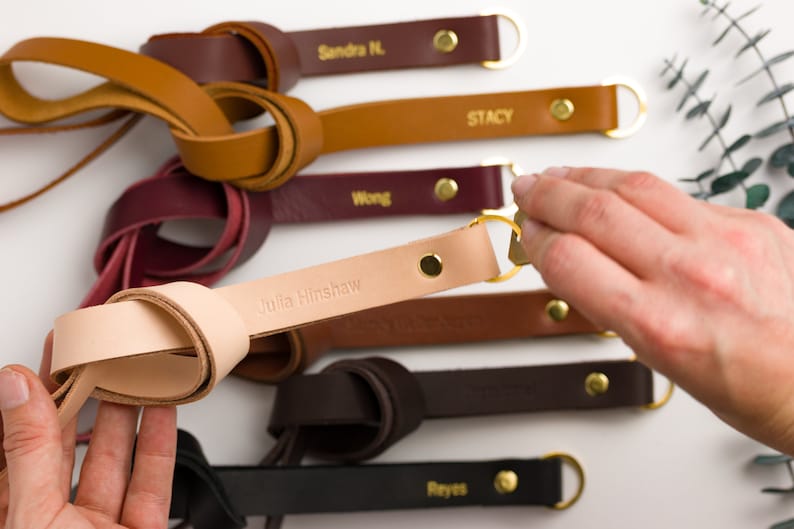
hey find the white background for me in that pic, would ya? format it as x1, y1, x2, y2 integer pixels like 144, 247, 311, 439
2, 1, 794, 528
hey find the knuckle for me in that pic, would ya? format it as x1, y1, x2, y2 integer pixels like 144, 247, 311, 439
665, 249, 739, 304
2, 421, 55, 461
575, 191, 613, 227
615, 171, 658, 195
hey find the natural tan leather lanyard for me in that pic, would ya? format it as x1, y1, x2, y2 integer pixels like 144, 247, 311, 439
0, 36, 643, 207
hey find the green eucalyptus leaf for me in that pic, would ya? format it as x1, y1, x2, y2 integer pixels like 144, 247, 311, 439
691, 191, 712, 200
699, 106, 732, 151
721, 134, 751, 158
736, 29, 770, 57
697, 168, 716, 181
711, 171, 748, 194
713, 23, 734, 46
746, 184, 770, 209
711, 2, 730, 21
736, 4, 761, 22
738, 51, 794, 85
776, 189, 794, 227
742, 157, 763, 175
771, 143, 794, 167
686, 100, 712, 119
754, 454, 793, 465
757, 83, 794, 105
755, 117, 794, 138
666, 58, 688, 89
762, 486, 794, 495
660, 57, 676, 77
677, 70, 709, 111
771, 519, 794, 529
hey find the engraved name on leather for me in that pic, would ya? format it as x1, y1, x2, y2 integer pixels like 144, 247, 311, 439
427, 481, 469, 499
318, 40, 387, 61
466, 108, 515, 127
256, 280, 362, 314
351, 190, 392, 207
336, 313, 484, 333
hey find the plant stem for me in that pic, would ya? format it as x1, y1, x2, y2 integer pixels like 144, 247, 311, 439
706, 0, 794, 142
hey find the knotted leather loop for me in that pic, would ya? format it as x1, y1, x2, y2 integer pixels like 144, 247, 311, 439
269, 357, 426, 462
202, 21, 301, 92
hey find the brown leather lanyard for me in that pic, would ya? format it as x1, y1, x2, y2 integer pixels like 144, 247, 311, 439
140, 14, 516, 88
0, 36, 632, 204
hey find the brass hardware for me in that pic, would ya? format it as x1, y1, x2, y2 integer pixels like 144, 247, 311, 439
508, 210, 530, 266
585, 372, 610, 396
418, 253, 443, 278
642, 377, 675, 410
541, 452, 585, 510
480, 157, 525, 218
467, 215, 523, 283
545, 299, 569, 322
480, 10, 528, 69
601, 76, 648, 139
433, 29, 459, 53
550, 98, 575, 121
434, 178, 459, 202
493, 470, 519, 494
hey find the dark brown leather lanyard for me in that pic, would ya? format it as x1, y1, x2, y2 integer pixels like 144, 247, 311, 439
167, 429, 577, 529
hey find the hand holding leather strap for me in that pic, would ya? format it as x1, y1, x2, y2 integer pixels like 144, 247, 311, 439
267, 357, 655, 462
141, 15, 504, 87
167, 429, 567, 529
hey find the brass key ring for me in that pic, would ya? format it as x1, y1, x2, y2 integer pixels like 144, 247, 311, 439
468, 214, 522, 283
480, 9, 528, 69
541, 452, 585, 510
602, 75, 648, 139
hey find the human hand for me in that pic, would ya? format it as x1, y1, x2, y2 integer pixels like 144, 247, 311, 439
0, 334, 176, 529
512, 166, 794, 454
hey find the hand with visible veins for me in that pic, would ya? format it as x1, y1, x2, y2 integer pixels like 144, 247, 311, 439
0, 334, 176, 529
512, 166, 794, 454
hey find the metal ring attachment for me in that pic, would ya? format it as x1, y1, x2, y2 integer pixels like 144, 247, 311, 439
480, 9, 527, 70
541, 452, 585, 510
467, 214, 522, 283
601, 75, 648, 139
642, 376, 675, 410
480, 157, 524, 217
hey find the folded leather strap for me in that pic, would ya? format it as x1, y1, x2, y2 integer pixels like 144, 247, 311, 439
141, 15, 503, 87
236, 289, 602, 382
0, 36, 620, 194
168, 430, 565, 529
267, 357, 653, 463
21, 220, 499, 460
81, 157, 504, 306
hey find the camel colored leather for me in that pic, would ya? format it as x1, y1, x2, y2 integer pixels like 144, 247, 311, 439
0, 36, 620, 201
141, 15, 502, 87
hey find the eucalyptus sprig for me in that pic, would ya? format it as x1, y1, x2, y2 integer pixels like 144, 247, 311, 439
660, 56, 767, 207
753, 454, 794, 529
699, 0, 794, 223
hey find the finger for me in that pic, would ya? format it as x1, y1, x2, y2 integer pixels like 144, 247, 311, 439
74, 401, 139, 523
0, 366, 66, 524
121, 406, 177, 529
519, 218, 647, 336
514, 173, 676, 278
524, 167, 704, 234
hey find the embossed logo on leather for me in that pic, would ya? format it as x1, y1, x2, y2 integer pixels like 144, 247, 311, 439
427, 480, 469, 499
466, 108, 514, 127
318, 40, 386, 61
351, 190, 392, 207
256, 280, 362, 314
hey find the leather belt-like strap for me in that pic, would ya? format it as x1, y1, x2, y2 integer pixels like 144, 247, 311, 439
267, 357, 655, 462
168, 430, 572, 529
237, 290, 603, 382
0, 36, 623, 198
81, 157, 505, 307
141, 14, 507, 88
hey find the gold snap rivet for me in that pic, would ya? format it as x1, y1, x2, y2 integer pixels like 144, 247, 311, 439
433, 29, 459, 53
545, 299, 569, 322
434, 178, 459, 202
419, 253, 443, 278
550, 98, 575, 121
585, 372, 610, 396
494, 470, 519, 494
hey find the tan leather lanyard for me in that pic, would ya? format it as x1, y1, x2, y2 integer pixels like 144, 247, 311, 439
0, 36, 637, 205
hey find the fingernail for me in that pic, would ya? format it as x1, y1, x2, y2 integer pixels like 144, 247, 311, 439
542, 166, 571, 178
0, 369, 29, 411
511, 174, 537, 197
521, 219, 542, 239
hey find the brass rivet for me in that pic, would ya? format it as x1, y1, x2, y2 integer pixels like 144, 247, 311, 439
434, 178, 459, 202
494, 470, 519, 494
433, 29, 459, 53
585, 372, 610, 396
550, 98, 575, 121
545, 299, 569, 322
418, 253, 443, 278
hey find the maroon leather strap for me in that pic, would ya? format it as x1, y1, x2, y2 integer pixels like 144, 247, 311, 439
80, 157, 504, 307
267, 357, 655, 462
141, 15, 502, 88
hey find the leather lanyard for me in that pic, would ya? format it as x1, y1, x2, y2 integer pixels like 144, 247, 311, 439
141, 13, 519, 88
165, 429, 580, 529
0, 36, 638, 203
82, 157, 506, 307
266, 357, 663, 463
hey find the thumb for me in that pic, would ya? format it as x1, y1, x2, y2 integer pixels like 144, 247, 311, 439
0, 366, 65, 523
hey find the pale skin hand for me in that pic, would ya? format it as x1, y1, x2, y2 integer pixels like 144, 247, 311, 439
512, 166, 794, 455
0, 335, 177, 529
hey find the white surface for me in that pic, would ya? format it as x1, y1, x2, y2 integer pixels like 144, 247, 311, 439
1, 1, 793, 527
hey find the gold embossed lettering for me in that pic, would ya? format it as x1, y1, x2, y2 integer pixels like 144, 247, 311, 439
466, 108, 515, 127
318, 41, 382, 61
351, 190, 392, 207
426, 480, 469, 498
369, 40, 386, 56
